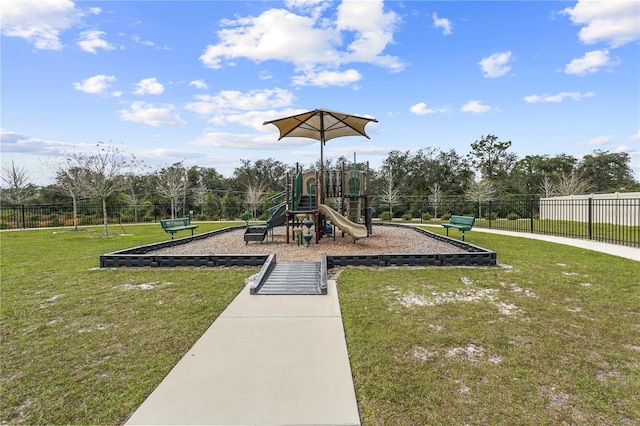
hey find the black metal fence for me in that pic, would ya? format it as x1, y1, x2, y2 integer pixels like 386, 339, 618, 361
1, 198, 639, 247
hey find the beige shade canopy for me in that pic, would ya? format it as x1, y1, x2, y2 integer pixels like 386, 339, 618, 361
263, 108, 377, 143
264, 108, 377, 203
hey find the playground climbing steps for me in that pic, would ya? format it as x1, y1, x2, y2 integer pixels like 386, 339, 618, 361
251, 255, 328, 295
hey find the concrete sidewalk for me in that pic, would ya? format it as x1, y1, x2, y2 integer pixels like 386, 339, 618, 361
126, 279, 360, 426
470, 227, 639, 261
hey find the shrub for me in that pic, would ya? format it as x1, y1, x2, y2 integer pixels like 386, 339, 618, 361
440, 213, 451, 221
484, 211, 498, 220
402, 213, 413, 221
507, 212, 520, 220
379, 211, 392, 221
421, 212, 432, 221
195, 213, 208, 221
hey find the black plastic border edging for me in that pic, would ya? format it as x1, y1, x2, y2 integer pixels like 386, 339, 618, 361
100, 223, 496, 268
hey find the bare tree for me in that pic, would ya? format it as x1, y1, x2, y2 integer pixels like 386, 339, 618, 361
156, 164, 188, 219
379, 166, 400, 217
52, 161, 88, 231
71, 144, 137, 235
1, 160, 35, 204
192, 180, 209, 217
427, 182, 443, 219
539, 175, 554, 198
552, 172, 591, 196
465, 177, 497, 219
245, 180, 266, 219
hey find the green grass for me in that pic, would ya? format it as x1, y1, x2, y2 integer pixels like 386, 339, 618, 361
0, 222, 255, 425
2, 223, 639, 425
338, 228, 640, 425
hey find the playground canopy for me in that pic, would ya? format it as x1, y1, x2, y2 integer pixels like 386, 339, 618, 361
263, 108, 378, 202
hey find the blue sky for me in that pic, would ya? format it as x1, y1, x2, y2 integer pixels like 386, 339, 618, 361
2, 0, 639, 185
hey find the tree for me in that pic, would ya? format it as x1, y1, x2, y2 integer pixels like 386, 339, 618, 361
468, 135, 518, 183
428, 182, 443, 219
577, 150, 638, 192
192, 180, 209, 216
245, 180, 266, 219
155, 163, 189, 219
73, 143, 138, 236
551, 172, 591, 196
52, 161, 88, 231
1, 160, 36, 204
379, 166, 400, 217
465, 177, 497, 218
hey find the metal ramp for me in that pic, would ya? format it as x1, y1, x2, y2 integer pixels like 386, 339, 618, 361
250, 254, 328, 295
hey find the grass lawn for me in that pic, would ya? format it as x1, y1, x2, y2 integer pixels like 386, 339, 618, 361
2, 223, 639, 425
338, 227, 640, 425
0, 222, 255, 425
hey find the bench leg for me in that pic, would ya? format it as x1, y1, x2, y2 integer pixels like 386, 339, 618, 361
445, 228, 449, 237
461, 231, 465, 241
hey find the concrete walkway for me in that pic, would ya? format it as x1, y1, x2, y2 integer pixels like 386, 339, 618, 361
126, 279, 360, 426
470, 227, 639, 261
125, 228, 637, 425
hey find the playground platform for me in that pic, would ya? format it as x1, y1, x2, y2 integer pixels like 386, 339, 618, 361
125, 278, 360, 426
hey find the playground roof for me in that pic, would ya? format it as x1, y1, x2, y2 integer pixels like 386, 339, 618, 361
263, 108, 378, 144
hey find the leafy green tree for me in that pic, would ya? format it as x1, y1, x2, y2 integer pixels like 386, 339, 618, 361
221, 190, 243, 220
577, 150, 639, 192
468, 135, 518, 183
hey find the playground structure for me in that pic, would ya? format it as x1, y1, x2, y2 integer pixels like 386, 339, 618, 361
246, 158, 372, 246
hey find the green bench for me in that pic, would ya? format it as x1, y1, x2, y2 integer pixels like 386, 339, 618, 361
442, 215, 475, 241
160, 218, 198, 239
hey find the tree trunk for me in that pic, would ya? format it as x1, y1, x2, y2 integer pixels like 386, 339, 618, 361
102, 198, 109, 236
171, 199, 176, 219
72, 196, 78, 231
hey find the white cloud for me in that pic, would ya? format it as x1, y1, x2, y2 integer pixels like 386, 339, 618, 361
1, 0, 82, 50
210, 108, 307, 132
478, 51, 512, 78
524, 91, 595, 103
630, 130, 640, 141
133, 78, 164, 95
185, 88, 295, 115
460, 100, 492, 113
131, 34, 170, 50
0, 129, 71, 156
188, 80, 208, 90
409, 102, 450, 115
0, 0, 83, 50
335, 0, 403, 70
562, 1, 640, 48
72, 74, 116, 95
564, 49, 617, 76
191, 132, 294, 149
77, 30, 115, 53
432, 12, 452, 36
614, 145, 636, 154
200, 9, 339, 69
291, 69, 361, 86
586, 136, 611, 146
118, 101, 186, 127
199, 1, 403, 87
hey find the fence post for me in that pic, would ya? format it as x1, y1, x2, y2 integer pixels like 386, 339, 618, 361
529, 198, 534, 234
154, 204, 158, 222
588, 197, 593, 240
488, 201, 492, 229
21, 204, 26, 229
